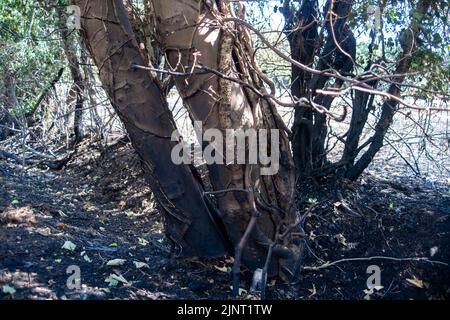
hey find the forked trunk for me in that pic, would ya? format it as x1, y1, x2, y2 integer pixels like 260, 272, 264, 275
74, 0, 227, 257
151, 0, 301, 279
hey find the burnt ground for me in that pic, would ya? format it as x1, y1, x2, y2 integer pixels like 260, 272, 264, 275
0, 141, 449, 300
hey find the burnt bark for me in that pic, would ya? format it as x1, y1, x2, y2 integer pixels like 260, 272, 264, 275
307, 0, 355, 173
283, 0, 355, 177
281, 0, 319, 175
339, 27, 380, 173
152, 0, 300, 280
74, 0, 227, 257
284, 0, 426, 182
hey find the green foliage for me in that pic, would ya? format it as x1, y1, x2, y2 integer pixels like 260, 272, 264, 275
0, 1, 67, 115
244, 0, 449, 100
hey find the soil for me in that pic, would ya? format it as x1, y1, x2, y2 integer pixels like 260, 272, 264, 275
1, 141, 449, 300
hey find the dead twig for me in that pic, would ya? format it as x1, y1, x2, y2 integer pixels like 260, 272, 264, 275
303, 256, 449, 271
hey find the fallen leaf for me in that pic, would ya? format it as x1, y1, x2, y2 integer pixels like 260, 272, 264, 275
308, 284, 317, 296
214, 265, 229, 273
133, 261, 149, 269
57, 210, 67, 217
363, 288, 373, 295
106, 259, 126, 267
125, 210, 136, 217
334, 234, 348, 246
138, 238, 149, 246
62, 241, 76, 251
2, 285, 16, 295
36, 227, 52, 236
430, 246, 439, 257
364, 285, 384, 295
83, 202, 93, 210
406, 276, 424, 288
105, 275, 119, 287
225, 257, 234, 264
105, 273, 129, 286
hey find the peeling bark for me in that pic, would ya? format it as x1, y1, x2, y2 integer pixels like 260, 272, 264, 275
152, 0, 300, 279
74, 0, 227, 257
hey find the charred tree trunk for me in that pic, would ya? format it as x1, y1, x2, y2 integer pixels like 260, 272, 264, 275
152, 0, 301, 280
74, 0, 227, 257
339, 27, 380, 173
284, 0, 429, 182
309, 0, 355, 174
281, 0, 319, 176
283, 0, 355, 177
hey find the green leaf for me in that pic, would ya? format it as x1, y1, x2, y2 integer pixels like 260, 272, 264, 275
105, 273, 129, 287
105, 275, 119, 287
2, 285, 16, 295
62, 241, 76, 252
125, 210, 136, 217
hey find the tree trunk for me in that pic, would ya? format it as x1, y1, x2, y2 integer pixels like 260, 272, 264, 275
61, 29, 85, 145
151, 0, 300, 280
74, 0, 227, 257
284, 0, 429, 182
283, 0, 355, 177
281, 0, 319, 176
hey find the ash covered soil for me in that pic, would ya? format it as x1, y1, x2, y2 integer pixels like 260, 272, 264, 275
1, 141, 449, 300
